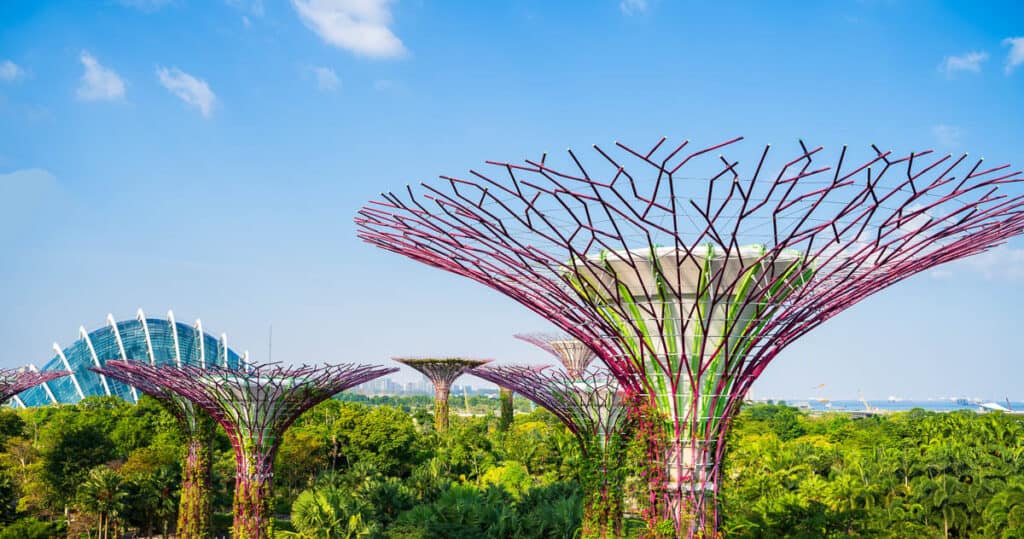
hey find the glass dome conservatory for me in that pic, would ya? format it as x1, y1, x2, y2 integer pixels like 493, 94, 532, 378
12, 309, 246, 407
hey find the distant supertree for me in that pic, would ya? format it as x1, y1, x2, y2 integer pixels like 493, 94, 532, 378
394, 357, 491, 432
472, 366, 630, 538
516, 333, 597, 379
94, 360, 395, 539
0, 368, 69, 404
90, 365, 218, 538
356, 137, 1024, 536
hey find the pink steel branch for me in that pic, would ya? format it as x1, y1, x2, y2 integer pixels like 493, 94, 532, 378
0, 368, 69, 403
355, 137, 1024, 535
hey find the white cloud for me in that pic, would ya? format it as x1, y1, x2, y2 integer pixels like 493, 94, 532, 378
76, 52, 125, 101
1003, 37, 1024, 75
0, 60, 24, 82
932, 124, 962, 148
619, 0, 648, 15
291, 0, 406, 59
938, 51, 988, 77
931, 246, 1024, 282
962, 246, 1024, 282
310, 66, 340, 91
156, 67, 216, 117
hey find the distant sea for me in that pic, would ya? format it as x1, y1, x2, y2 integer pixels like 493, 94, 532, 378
758, 400, 1024, 413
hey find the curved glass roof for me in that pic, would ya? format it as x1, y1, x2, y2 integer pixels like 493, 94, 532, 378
14, 310, 246, 407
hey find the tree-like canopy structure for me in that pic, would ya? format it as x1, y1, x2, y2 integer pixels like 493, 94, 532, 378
0, 368, 69, 404
90, 364, 217, 538
95, 360, 395, 539
356, 136, 1024, 536
394, 357, 491, 432
472, 365, 630, 538
516, 333, 597, 379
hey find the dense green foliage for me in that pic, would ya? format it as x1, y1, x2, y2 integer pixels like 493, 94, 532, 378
0, 395, 1022, 538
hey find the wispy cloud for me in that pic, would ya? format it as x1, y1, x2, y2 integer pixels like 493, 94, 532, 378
0, 60, 25, 83
619, 0, 648, 15
938, 51, 988, 77
156, 67, 216, 117
115, 0, 175, 12
932, 124, 962, 148
310, 66, 340, 91
1003, 37, 1024, 75
930, 246, 1024, 282
291, 0, 406, 59
76, 52, 125, 101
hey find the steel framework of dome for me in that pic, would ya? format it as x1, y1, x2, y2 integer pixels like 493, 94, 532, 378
356, 136, 1024, 536
14, 309, 247, 407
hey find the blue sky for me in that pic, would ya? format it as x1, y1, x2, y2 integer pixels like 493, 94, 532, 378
1, 0, 1022, 399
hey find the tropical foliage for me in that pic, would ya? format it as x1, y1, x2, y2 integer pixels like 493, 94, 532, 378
0, 395, 1022, 538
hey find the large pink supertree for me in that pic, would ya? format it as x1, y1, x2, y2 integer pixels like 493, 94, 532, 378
0, 368, 69, 405
472, 365, 630, 538
356, 136, 1024, 536
94, 360, 396, 539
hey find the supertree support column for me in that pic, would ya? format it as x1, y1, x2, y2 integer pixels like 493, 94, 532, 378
0, 368, 70, 406
355, 137, 1024, 537
90, 366, 217, 538
515, 333, 597, 379
93, 360, 396, 539
498, 387, 514, 431
472, 366, 630, 538
393, 358, 491, 432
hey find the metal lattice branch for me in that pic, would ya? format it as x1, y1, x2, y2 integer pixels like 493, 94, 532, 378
0, 369, 70, 404
515, 333, 597, 379
355, 137, 1024, 536
471, 365, 626, 452
394, 357, 491, 431
96, 360, 395, 539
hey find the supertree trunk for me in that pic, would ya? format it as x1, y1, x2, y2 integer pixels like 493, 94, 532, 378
231, 438, 274, 539
177, 414, 214, 538
498, 387, 514, 431
434, 382, 451, 431
580, 438, 628, 538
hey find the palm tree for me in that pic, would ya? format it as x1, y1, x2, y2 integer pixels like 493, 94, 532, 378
280, 487, 376, 539
76, 467, 128, 539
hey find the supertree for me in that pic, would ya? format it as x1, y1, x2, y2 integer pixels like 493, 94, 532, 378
0, 368, 69, 405
472, 365, 630, 538
93, 360, 396, 539
516, 333, 597, 379
497, 386, 514, 431
356, 136, 1024, 536
394, 357, 491, 432
90, 364, 218, 538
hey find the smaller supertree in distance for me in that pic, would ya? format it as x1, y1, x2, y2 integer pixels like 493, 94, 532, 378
94, 360, 396, 539
394, 357, 491, 432
515, 333, 597, 379
90, 364, 218, 538
0, 368, 70, 405
471, 365, 631, 538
